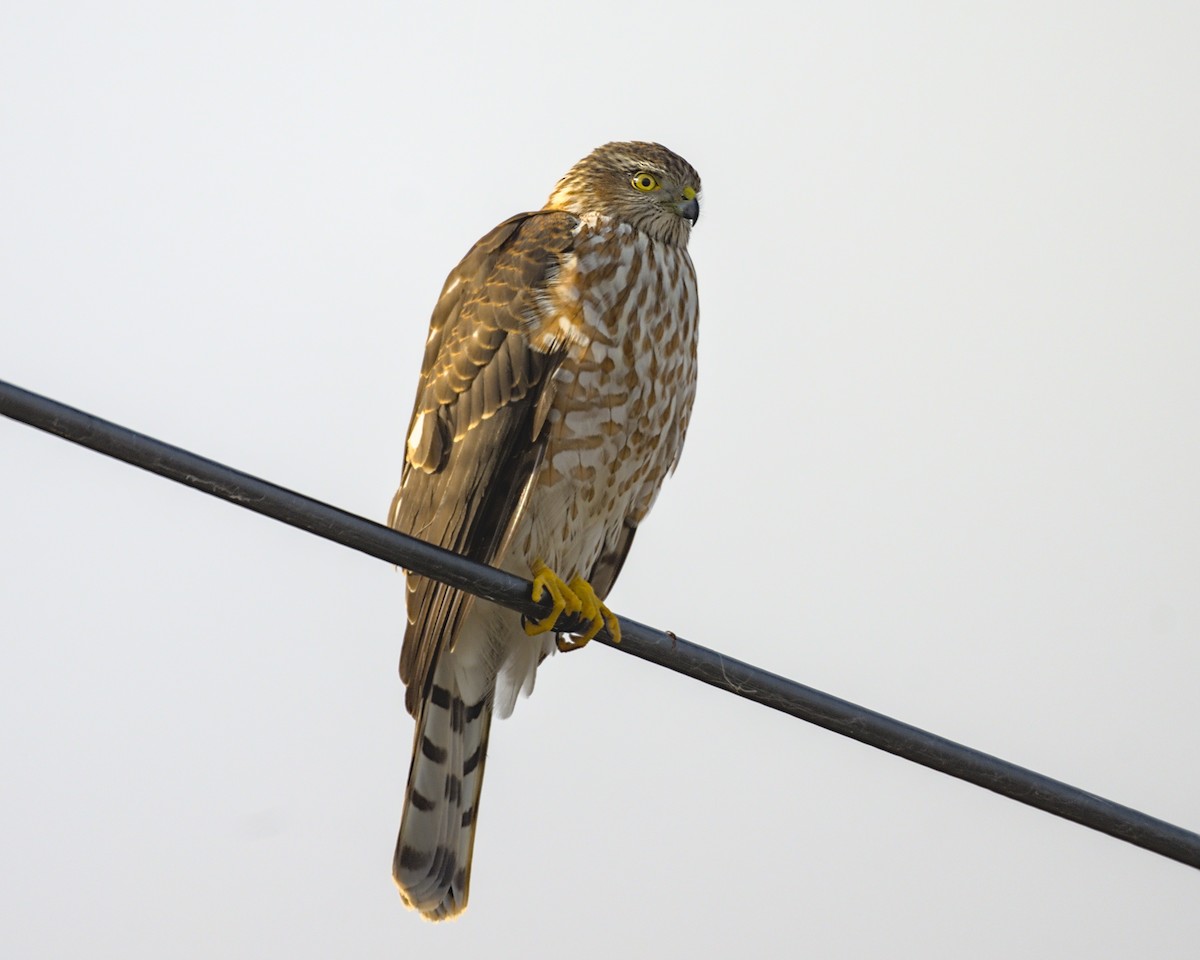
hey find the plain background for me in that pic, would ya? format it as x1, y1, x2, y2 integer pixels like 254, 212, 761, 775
3, 3, 1198, 956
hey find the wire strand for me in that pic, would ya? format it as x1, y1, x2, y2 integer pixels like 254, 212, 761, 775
3, 376, 1198, 871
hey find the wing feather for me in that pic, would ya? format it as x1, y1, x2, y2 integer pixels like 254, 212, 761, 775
389, 211, 578, 714
587, 519, 638, 601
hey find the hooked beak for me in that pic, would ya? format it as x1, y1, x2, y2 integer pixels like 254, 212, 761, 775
677, 186, 700, 223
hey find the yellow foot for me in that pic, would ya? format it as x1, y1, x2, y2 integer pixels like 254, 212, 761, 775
523, 560, 575, 636
558, 576, 621, 650
522, 561, 621, 651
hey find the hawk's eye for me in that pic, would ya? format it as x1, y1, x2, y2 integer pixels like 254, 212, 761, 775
631, 172, 660, 192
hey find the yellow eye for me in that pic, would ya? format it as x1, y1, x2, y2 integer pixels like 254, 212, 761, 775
631, 172, 660, 192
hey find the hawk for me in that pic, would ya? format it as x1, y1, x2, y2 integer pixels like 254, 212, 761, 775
388, 141, 701, 920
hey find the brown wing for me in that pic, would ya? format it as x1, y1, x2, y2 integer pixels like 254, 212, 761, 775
586, 519, 637, 601
389, 211, 577, 715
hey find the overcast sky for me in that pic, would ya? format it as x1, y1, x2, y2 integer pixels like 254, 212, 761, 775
3, 3, 1199, 957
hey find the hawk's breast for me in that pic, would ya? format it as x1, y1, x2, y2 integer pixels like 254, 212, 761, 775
513, 215, 699, 577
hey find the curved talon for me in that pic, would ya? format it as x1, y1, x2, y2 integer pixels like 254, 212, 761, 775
567, 576, 604, 642
602, 606, 621, 645
581, 581, 619, 645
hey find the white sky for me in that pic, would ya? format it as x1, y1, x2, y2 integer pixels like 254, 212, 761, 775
3, 2, 1199, 956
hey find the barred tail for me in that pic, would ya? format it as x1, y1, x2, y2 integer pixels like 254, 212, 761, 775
393, 654, 493, 921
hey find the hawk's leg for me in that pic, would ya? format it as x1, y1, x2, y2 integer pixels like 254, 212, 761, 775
523, 560, 621, 651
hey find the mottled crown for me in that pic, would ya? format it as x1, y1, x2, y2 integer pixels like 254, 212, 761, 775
545, 141, 701, 247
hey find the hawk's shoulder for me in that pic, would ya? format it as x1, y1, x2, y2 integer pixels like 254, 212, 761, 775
400, 210, 579, 476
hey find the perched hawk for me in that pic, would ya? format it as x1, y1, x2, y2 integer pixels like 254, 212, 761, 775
388, 141, 701, 920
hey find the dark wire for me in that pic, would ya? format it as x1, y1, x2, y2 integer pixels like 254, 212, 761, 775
3, 376, 1198, 871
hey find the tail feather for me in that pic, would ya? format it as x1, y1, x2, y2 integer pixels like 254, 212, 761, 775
393, 655, 493, 921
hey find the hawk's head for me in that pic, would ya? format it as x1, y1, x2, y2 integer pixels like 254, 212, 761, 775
545, 141, 701, 247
